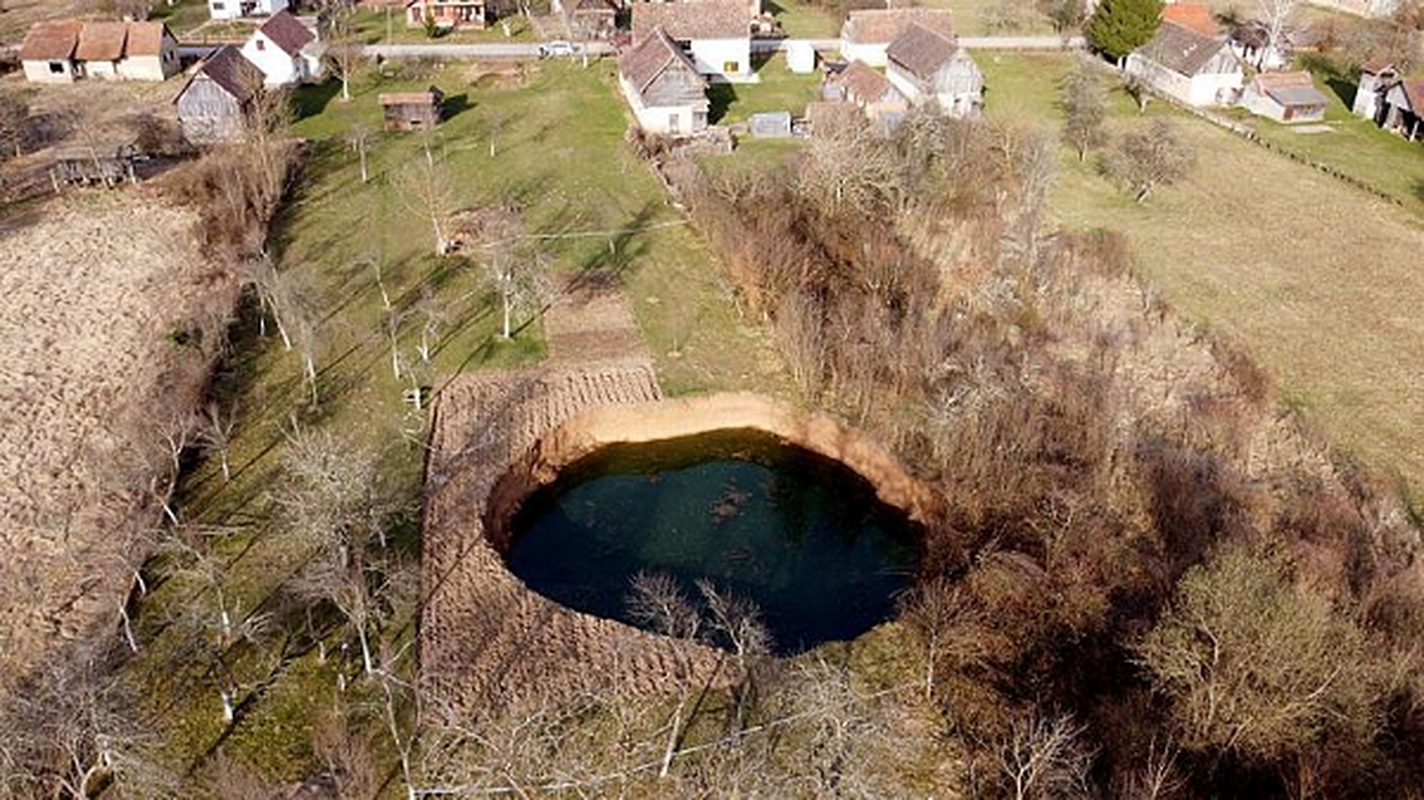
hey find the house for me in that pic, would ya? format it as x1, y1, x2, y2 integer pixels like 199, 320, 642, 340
1125, 21, 1243, 107
555, 0, 619, 40
839, 8, 955, 68
619, 27, 710, 137
884, 22, 982, 118
175, 45, 266, 144
380, 88, 445, 131
1241, 71, 1329, 123
117, 22, 182, 82
406, 0, 488, 30
19, 20, 179, 84
208, 0, 290, 21
241, 10, 323, 86
1353, 60, 1398, 121
1300, 0, 1402, 18
50, 140, 140, 188
20, 20, 82, 84
1381, 79, 1424, 140
825, 59, 908, 128
1160, 2, 1217, 35
632, 0, 752, 82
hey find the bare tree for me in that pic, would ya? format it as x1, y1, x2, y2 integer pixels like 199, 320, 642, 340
348, 123, 372, 182
321, 1, 363, 103
1254, 0, 1300, 69
798, 117, 902, 214
395, 140, 455, 255
996, 713, 1094, 799
1104, 119, 1195, 203
468, 206, 545, 340
198, 401, 238, 483
627, 572, 703, 778
697, 580, 772, 734
1061, 64, 1108, 161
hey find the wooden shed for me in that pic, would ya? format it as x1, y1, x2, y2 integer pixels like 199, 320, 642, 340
175, 45, 266, 145
379, 88, 444, 131
50, 140, 140, 189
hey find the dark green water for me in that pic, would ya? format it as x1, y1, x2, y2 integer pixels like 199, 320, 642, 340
506, 430, 920, 655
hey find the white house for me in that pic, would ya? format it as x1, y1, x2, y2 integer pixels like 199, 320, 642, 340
19, 19, 178, 84
632, 0, 752, 83
1381, 79, 1423, 141
209, 0, 290, 21
1240, 71, 1329, 123
619, 27, 710, 136
1125, 21, 1243, 107
840, 8, 955, 68
241, 10, 323, 87
884, 22, 982, 118
1353, 60, 1398, 121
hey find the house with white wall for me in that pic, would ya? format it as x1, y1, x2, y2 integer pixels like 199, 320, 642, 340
241, 10, 324, 87
632, 0, 752, 83
840, 8, 955, 68
884, 22, 982, 118
619, 26, 710, 136
20, 19, 178, 84
209, 0, 290, 21
1125, 21, 1243, 107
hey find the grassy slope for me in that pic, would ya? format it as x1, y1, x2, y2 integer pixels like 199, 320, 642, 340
981, 52, 1424, 499
130, 60, 782, 781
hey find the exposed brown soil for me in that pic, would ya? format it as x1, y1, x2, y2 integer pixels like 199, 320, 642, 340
0, 192, 226, 692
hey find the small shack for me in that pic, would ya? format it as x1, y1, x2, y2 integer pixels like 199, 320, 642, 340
50, 140, 141, 189
1241, 71, 1329, 123
379, 88, 444, 131
749, 111, 792, 138
787, 40, 816, 74
175, 45, 267, 145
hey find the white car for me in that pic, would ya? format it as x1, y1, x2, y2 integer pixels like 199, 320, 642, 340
538, 41, 578, 58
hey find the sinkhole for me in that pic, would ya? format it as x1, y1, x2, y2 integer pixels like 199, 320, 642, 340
502, 429, 922, 655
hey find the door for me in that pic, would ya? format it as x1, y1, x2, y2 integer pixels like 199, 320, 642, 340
669, 113, 680, 134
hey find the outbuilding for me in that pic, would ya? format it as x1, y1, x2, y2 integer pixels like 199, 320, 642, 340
619, 26, 710, 137
1353, 60, 1398, 122
555, 0, 619, 40
1381, 79, 1424, 141
824, 59, 908, 128
19, 20, 82, 84
380, 88, 445, 131
19, 20, 180, 84
1241, 71, 1328, 123
175, 45, 267, 145
405, 0, 488, 31
50, 140, 141, 189
884, 22, 982, 118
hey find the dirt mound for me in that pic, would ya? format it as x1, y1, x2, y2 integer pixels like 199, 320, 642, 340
0, 193, 228, 691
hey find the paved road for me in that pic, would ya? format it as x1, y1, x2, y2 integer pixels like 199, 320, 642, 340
175, 35, 1084, 62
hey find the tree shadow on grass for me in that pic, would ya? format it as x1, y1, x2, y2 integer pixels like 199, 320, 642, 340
708, 83, 738, 124
442, 92, 474, 121
291, 80, 342, 124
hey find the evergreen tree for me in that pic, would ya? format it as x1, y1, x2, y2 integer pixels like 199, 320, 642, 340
1088, 0, 1164, 61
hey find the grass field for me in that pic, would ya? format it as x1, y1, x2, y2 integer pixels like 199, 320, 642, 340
712, 53, 823, 123
980, 52, 1424, 500
348, 8, 538, 44
128, 60, 783, 779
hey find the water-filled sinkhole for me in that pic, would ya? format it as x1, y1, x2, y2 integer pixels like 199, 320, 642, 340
504, 430, 921, 655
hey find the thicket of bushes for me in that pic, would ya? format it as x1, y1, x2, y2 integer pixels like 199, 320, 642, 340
662, 111, 1424, 796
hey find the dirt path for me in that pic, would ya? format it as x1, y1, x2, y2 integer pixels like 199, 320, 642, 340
542, 282, 651, 368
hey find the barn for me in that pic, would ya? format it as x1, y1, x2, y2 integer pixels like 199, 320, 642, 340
380, 88, 445, 131
175, 46, 267, 145
1241, 71, 1329, 124
884, 22, 983, 118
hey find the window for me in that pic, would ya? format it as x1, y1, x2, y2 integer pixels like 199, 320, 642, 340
723, 61, 740, 74
256, 39, 266, 51
669, 112, 680, 133
212, 1, 225, 9
49, 61, 65, 74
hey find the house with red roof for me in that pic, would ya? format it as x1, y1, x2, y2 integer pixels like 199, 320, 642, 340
632, 0, 753, 83
19, 19, 178, 85
839, 8, 955, 68
619, 27, 711, 136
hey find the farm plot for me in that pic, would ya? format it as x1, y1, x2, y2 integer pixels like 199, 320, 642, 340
0, 193, 225, 691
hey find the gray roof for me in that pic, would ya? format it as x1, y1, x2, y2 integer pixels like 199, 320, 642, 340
181, 45, 265, 104
619, 26, 705, 97
1134, 21, 1235, 76
1266, 85, 1327, 107
886, 22, 957, 81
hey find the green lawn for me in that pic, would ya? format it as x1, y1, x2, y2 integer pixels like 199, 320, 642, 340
129, 59, 783, 781
980, 52, 1424, 501
1219, 55, 1424, 215
767, 0, 840, 38
920, 0, 1057, 35
151, 0, 215, 36
712, 53, 822, 124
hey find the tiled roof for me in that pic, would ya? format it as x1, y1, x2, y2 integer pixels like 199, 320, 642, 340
75, 22, 128, 61
835, 59, 897, 104
1135, 21, 1233, 77
620, 26, 704, 95
1401, 80, 1424, 111
19, 20, 82, 61
842, 8, 954, 46
1161, 3, 1218, 36
258, 10, 315, 57
380, 89, 444, 105
125, 22, 172, 57
886, 22, 957, 80
632, 0, 749, 42
186, 45, 266, 103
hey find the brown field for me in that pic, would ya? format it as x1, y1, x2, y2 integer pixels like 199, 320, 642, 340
0, 192, 226, 690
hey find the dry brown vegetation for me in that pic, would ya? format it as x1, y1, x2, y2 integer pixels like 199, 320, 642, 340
659, 110, 1424, 795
